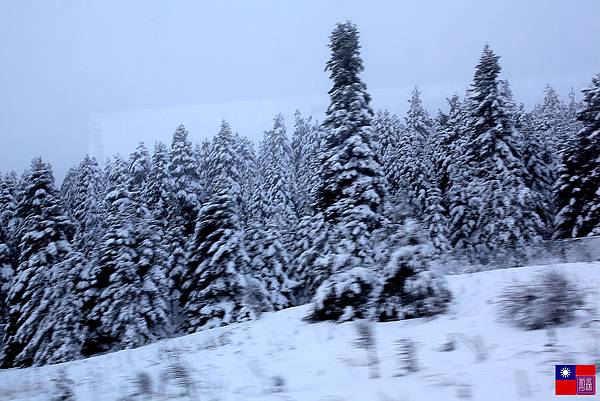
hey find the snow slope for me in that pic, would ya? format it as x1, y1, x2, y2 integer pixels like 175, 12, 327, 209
1, 262, 598, 401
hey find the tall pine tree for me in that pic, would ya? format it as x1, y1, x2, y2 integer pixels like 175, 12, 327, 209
249, 116, 298, 309
460, 46, 545, 257
310, 22, 386, 321
87, 154, 169, 351
71, 155, 105, 258
2, 159, 85, 367
554, 74, 600, 238
291, 111, 323, 217
166, 125, 200, 313
182, 121, 267, 332
0, 174, 17, 339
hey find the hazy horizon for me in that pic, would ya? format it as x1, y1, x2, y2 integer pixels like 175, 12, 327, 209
1, 0, 599, 179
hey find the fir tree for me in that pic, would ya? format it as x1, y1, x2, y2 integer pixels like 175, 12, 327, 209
291, 111, 323, 217
234, 133, 258, 228
60, 166, 80, 222
261, 115, 298, 225
2, 159, 84, 367
436, 95, 465, 200
424, 184, 451, 252
373, 110, 405, 200
0, 173, 18, 313
398, 88, 451, 252
128, 142, 151, 196
182, 122, 267, 331
403, 87, 435, 216
444, 96, 479, 251
144, 142, 172, 230
499, 79, 519, 126
71, 155, 105, 258
310, 22, 386, 321
459, 45, 545, 255
166, 125, 200, 312
554, 74, 600, 238
520, 110, 555, 233
182, 175, 262, 331
248, 222, 296, 310
195, 139, 212, 204
564, 87, 583, 146
532, 85, 567, 157
168, 124, 200, 237
36, 251, 87, 365
372, 219, 451, 321
293, 213, 332, 303
179, 120, 241, 308
0, 176, 15, 338
88, 155, 169, 350
257, 115, 298, 298
315, 22, 386, 226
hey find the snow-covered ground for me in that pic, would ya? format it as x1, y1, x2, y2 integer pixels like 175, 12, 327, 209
1, 262, 598, 401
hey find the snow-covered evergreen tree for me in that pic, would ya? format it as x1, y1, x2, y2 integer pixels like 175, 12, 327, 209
310, 22, 386, 321
233, 133, 258, 227
564, 87, 583, 146
128, 142, 151, 195
499, 79, 519, 125
168, 124, 200, 236
291, 110, 323, 217
459, 45, 545, 255
519, 110, 555, 233
315, 22, 386, 230
261, 115, 298, 225
423, 184, 451, 252
182, 121, 267, 331
293, 213, 332, 304
0, 173, 18, 308
0, 175, 16, 338
248, 222, 296, 310
532, 85, 568, 157
182, 175, 262, 331
254, 115, 299, 304
60, 166, 80, 222
179, 120, 240, 308
373, 110, 406, 201
144, 142, 172, 230
289, 112, 330, 301
143, 141, 174, 326
166, 125, 200, 312
435, 95, 464, 200
1, 159, 84, 367
403, 87, 435, 216
444, 96, 480, 251
554, 74, 600, 238
71, 155, 105, 258
87, 155, 169, 351
35, 251, 87, 366
372, 219, 451, 321
195, 139, 212, 205
396, 89, 451, 252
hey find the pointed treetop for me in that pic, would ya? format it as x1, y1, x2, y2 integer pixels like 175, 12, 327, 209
325, 21, 365, 88
447, 94, 462, 114
542, 84, 561, 109
26, 157, 56, 192
472, 44, 501, 91
406, 86, 430, 125
174, 123, 187, 136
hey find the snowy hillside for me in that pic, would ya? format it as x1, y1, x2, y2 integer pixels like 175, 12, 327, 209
0, 261, 598, 401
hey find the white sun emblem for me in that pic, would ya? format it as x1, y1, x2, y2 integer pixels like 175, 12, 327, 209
560, 367, 571, 378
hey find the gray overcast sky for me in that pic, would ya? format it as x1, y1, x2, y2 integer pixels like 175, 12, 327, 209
1, 0, 599, 180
